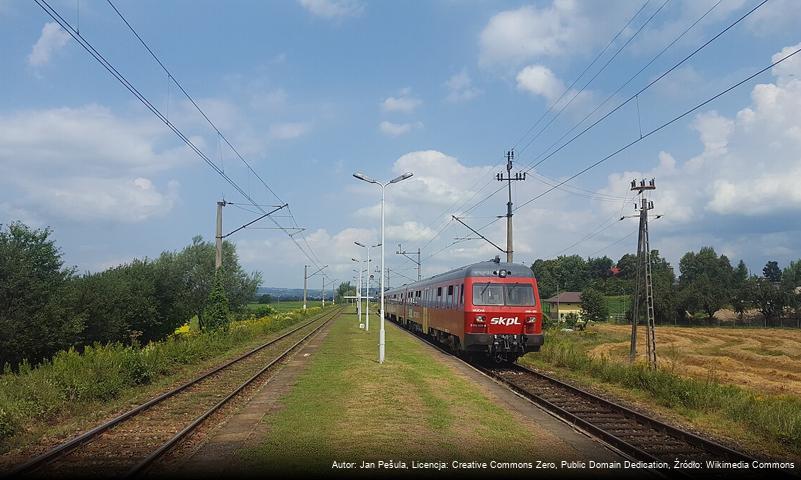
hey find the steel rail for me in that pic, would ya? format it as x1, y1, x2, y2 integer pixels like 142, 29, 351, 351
126, 306, 341, 477
6, 306, 342, 477
501, 364, 753, 462
386, 317, 780, 478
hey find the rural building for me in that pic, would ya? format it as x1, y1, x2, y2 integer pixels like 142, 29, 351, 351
543, 292, 582, 322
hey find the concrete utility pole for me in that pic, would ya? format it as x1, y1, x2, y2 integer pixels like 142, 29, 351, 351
496, 150, 526, 263
396, 244, 422, 281
215, 200, 227, 270
628, 178, 657, 369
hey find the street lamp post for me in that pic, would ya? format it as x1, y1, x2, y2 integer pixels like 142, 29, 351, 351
353, 171, 413, 364
355, 241, 380, 332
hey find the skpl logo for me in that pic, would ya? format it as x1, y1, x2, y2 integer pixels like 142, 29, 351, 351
490, 316, 520, 326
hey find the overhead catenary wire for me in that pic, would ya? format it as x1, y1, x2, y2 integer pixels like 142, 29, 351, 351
452, 0, 764, 229
104, 0, 324, 269
500, 42, 801, 225
516, 0, 671, 158
417, 3, 654, 256
42, 0, 323, 269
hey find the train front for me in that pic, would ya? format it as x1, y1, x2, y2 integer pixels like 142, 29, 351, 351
463, 262, 543, 363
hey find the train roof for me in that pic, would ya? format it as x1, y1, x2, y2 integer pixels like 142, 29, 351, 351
387, 260, 534, 294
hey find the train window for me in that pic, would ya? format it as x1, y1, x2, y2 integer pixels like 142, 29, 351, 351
460, 283, 464, 305
437, 287, 442, 297
506, 284, 536, 306
472, 283, 504, 305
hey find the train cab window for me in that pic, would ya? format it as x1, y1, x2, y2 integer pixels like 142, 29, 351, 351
472, 283, 504, 305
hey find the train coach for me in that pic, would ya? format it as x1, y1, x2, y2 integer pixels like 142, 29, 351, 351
385, 257, 543, 363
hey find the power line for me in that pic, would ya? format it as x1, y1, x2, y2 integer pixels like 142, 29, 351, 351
520, 0, 767, 176
517, 0, 671, 158
453, 0, 764, 228
36, 0, 323, 269
103, 0, 323, 268
438, 0, 656, 236
511, 42, 800, 214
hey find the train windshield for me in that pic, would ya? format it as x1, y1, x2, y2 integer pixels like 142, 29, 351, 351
472, 283, 536, 306
472, 284, 504, 305
505, 283, 536, 306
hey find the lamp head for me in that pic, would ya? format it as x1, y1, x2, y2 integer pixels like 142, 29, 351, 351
354, 241, 365, 248
353, 172, 377, 184
390, 172, 414, 184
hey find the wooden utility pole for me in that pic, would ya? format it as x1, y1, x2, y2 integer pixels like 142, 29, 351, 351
629, 179, 657, 369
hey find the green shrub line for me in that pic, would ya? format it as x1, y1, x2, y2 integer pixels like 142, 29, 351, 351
520, 329, 801, 451
0, 306, 324, 447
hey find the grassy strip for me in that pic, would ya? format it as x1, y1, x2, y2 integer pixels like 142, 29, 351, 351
0, 306, 325, 449
244, 313, 577, 473
519, 329, 801, 455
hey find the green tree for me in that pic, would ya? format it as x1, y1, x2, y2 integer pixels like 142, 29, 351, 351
336, 281, 354, 303
178, 236, 260, 327
580, 288, 608, 322
677, 247, 734, 321
763, 261, 782, 283
531, 255, 588, 298
202, 270, 230, 331
0, 223, 82, 368
749, 276, 785, 324
257, 293, 273, 304
586, 256, 614, 281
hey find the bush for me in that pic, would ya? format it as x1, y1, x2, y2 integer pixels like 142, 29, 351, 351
0, 305, 322, 448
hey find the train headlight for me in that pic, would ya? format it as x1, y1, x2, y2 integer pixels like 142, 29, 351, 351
525, 316, 536, 324
476, 315, 485, 323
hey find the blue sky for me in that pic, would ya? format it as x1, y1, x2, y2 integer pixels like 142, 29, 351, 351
1, 0, 800, 288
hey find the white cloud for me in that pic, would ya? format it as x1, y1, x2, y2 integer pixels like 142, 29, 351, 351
28, 22, 70, 67
0, 105, 189, 223
600, 42, 801, 223
381, 88, 422, 113
378, 120, 422, 137
268, 122, 311, 140
516, 65, 564, 102
516, 64, 593, 110
445, 70, 481, 103
479, 2, 597, 67
23, 177, 180, 223
298, 0, 363, 19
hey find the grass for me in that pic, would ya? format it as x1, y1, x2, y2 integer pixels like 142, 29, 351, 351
519, 327, 801, 460
243, 313, 578, 474
0, 305, 327, 454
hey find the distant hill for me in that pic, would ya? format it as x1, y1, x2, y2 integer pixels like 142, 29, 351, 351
257, 286, 323, 300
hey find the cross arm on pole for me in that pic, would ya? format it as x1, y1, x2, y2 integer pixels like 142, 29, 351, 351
221, 203, 288, 238
306, 264, 328, 279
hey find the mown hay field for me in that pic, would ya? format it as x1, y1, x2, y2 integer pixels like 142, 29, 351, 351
585, 324, 801, 396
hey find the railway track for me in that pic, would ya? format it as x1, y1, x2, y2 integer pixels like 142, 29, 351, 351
479, 363, 765, 477
390, 319, 785, 478
6, 306, 343, 479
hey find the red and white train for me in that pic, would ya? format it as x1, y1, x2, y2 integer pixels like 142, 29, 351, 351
385, 258, 543, 363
